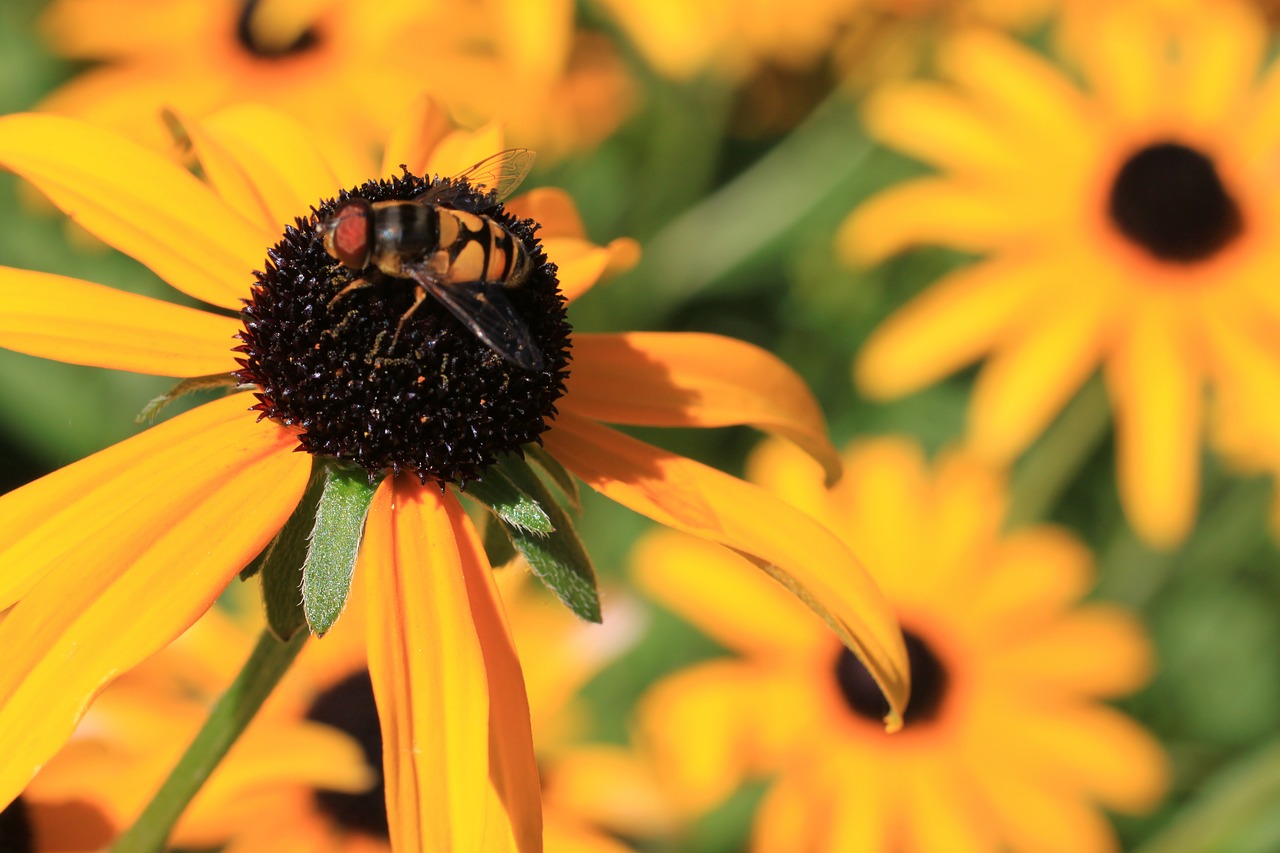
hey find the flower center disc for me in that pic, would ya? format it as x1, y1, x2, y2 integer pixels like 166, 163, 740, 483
306, 672, 388, 839
0, 798, 35, 853
834, 630, 948, 727
236, 171, 571, 484
1108, 141, 1243, 263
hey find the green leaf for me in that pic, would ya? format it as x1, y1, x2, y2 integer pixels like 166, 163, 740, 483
491, 455, 601, 623
481, 513, 518, 568
302, 463, 379, 637
466, 470, 554, 533
252, 462, 327, 640
525, 443, 580, 511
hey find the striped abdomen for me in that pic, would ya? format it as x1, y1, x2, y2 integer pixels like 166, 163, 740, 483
369, 201, 528, 287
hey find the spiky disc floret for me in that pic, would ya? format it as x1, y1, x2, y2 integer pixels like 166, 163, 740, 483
234, 170, 571, 485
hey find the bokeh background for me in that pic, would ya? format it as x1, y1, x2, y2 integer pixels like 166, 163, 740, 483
3, 0, 1280, 851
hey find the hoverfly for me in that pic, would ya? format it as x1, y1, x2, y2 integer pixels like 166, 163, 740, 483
317, 148, 544, 370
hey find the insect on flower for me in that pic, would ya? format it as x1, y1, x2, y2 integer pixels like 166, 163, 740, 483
317, 148, 544, 370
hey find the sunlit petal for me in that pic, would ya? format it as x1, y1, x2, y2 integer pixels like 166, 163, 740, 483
0, 396, 308, 807
362, 480, 540, 853
565, 332, 841, 484
0, 113, 266, 309
544, 412, 909, 729
180, 105, 345, 231
0, 266, 239, 376
631, 530, 828, 659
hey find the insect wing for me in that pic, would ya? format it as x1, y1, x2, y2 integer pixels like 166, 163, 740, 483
407, 264, 545, 370
450, 148, 536, 201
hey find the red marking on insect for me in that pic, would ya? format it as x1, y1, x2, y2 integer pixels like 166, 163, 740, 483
324, 199, 373, 269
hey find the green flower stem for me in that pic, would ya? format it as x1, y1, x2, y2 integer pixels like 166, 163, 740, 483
629, 89, 874, 327
110, 627, 308, 853
1005, 377, 1112, 529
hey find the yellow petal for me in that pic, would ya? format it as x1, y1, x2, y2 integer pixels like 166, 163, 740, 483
967, 744, 1118, 853
381, 94, 453, 180
0, 396, 309, 808
0, 266, 239, 376
969, 293, 1106, 463
968, 528, 1093, 628
505, 187, 587, 239
940, 29, 1092, 156
182, 720, 375, 837
862, 81, 1019, 177
362, 480, 541, 853
631, 530, 827, 660
1178, 1, 1266, 128
1082, 5, 1164, 126
855, 257, 1037, 400
1106, 311, 1202, 549
543, 412, 909, 730
999, 703, 1168, 814
636, 662, 765, 816
839, 178, 1023, 266
992, 606, 1153, 698
0, 113, 267, 310
182, 105, 345, 231
0, 395, 293, 609
424, 123, 508, 182
565, 332, 841, 485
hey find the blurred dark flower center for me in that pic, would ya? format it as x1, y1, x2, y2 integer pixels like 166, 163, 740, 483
306, 671, 388, 840
834, 630, 947, 726
236, 0, 321, 59
1108, 141, 1243, 263
0, 797, 33, 853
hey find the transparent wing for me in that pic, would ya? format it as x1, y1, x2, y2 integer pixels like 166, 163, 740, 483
450, 148, 536, 201
406, 264, 545, 370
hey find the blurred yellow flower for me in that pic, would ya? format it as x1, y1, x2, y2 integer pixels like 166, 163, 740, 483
39, 0, 632, 160
0, 98, 910, 848
635, 437, 1167, 853
843, 1, 1280, 548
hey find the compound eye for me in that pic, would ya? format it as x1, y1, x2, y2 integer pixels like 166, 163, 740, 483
322, 199, 373, 269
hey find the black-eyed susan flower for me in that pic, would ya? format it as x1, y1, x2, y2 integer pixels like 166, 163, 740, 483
0, 102, 908, 847
843, 1, 1280, 548
635, 437, 1168, 853
38, 0, 632, 160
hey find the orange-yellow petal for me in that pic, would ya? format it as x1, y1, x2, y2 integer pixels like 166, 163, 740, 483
0, 113, 267, 310
543, 412, 909, 729
839, 179, 1025, 266
381, 95, 454, 181
968, 293, 1106, 463
181, 105, 345, 231
996, 703, 1168, 814
631, 530, 827, 660
504, 188, 639, 302
1107, 310, 1202, 549
0, 395, 309, 808
0, 266, 239, 376
862, 81, 1020, 177
637, 661, 766, 815
362, 480, 540, 853
991, 606, 1153, 697
565, 332, 841, 484
855, 258, 1039, 400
